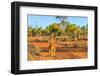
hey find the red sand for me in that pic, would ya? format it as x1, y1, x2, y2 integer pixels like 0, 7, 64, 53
28, 42, 87, 61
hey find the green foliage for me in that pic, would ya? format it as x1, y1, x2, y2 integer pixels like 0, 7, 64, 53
47, 23, 61, 33
65, 23, 87, 40
56, 16, 67, 21
28, 25, 33, 36
28, 18, 88, 40
56, 16, 68, 31
81, 25, 88, 35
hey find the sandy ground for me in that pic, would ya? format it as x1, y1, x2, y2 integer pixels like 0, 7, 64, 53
28, 51, 87, 61
28, 42, 87, 61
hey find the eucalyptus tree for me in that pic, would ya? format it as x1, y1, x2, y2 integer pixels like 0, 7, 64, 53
65, 23, 81, 40
56, 16, 68, 31
47, 23, 61, 36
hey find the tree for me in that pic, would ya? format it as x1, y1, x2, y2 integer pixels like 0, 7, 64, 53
56, 16, 67, 22
28, 25, 33, 36
81, 25, 88, 35
47, 23, 61, 35
35, 26, 42, 37
41, 28, 50, 36
56, 16, 68, 31
65, 23, 81, 40
80, 25, 88, 40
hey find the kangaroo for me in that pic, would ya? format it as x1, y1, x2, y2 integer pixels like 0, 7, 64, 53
48, 33, 56, 57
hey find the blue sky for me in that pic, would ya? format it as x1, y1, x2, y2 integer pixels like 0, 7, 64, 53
28, 15, 88, 28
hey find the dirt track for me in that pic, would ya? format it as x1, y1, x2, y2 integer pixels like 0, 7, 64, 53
28, 51, 87, 61
28, 42, 88, 61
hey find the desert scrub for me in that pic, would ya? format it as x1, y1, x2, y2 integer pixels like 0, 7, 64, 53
28, 45, 42, 56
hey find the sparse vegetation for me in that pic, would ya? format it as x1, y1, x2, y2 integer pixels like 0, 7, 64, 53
28, 16, 88, 61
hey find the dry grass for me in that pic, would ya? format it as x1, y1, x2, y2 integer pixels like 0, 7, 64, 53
28, 36, 88, 61
28, 51, 87, 61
